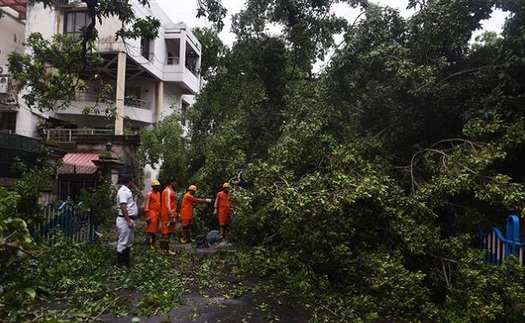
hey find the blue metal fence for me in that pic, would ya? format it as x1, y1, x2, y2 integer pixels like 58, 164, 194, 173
478, 215, 525, 265
31, 201, 99, 243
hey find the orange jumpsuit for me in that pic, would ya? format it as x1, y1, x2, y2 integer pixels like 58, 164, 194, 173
214, 191, 232, 227
180, 192, 207, 227
144, 190, 161, 234
161, 186, 177, 234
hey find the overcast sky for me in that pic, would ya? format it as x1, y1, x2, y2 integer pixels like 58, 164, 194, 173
154, 0, 507, 46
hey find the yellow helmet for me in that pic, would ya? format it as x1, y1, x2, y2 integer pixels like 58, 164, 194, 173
222, 182, 230, 188
151, 180, 161, 186
188, 185, 197, 191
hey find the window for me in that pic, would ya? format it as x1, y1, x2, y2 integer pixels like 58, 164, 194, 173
140, 36, 151, 60
165, 39, 180, 65
185, 43, 199, 75
166, 52, 179, 65
64, 11, 90, 37
0, 112, 17, 133
181, 101, 189, 127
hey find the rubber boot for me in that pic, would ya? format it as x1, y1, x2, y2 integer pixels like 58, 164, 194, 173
117, 251, 127, 270
151, 234, 156, 248
179, 228, 188, 244
123, 247, 131, 268
159, 237, 167, 252
146, 234, 155, 249
219, 226, 225, 240
160, 236, 175, 256
187, 227, 194, 243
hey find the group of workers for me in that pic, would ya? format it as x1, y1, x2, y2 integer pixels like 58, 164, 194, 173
145, 180, 233, 255
116, 178, 233, 269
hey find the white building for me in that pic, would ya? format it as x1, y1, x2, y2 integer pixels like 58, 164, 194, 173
0, 0, 201, 196
0, 0, 200, 138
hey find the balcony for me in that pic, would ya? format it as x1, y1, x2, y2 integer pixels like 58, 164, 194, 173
57, 91, 154, 125
0, 94, 18, 110
163, 64, 200, 94
163, 28, 201, 94
75, 91, 151, 110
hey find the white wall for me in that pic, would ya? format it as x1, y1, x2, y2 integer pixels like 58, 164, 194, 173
14, 105, 50, 137
25, 3, 57, 40
0, 7, 41, 137
161, 84, 182, 118
0, 8, 25, 65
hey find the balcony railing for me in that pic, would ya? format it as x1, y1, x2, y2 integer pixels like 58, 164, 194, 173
124, 97, 151, 110
75, 92, 151, 110
166, 56, 180, 65
47, 128, 114, 142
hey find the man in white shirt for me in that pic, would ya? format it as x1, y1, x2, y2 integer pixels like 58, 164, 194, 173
116, 177, 138, 269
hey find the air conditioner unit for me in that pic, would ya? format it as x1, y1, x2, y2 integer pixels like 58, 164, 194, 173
0, 76, 9, 93
0, 65, 9, 76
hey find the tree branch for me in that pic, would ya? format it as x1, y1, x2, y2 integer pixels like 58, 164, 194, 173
441, 66, 492, 82
88, 294, 135, 323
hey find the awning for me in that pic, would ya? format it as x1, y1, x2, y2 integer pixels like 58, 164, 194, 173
59, 153, 99, 174
0, 0, 28, 19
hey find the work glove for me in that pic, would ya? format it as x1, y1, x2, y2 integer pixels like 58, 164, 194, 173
206, 198, 212, 203
145, 217, 152, 225
213, 208, 218, 215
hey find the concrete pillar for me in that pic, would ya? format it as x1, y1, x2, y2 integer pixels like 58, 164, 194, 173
179, 32, 186, 70
156, 80, 164, 122
115, 52, 127, 135
197, 52, 202, 91
197, 48, 202, 74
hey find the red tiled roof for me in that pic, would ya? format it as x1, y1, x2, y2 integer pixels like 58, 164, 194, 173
60, 153, 99, 174
0, 0, 28, 19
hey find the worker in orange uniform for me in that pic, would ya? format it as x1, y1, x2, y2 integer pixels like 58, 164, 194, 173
179, 185, 212, 244
144, 180, 162, 249
214, 182, 233, 239
160, 179, 178, 255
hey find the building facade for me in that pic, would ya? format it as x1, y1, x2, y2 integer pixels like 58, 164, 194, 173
0, 0, 201, 195
0, 4, 25, 135
20, 1, 200, 137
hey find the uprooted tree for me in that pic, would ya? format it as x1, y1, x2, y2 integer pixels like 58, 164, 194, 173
186, 0, 525, 320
